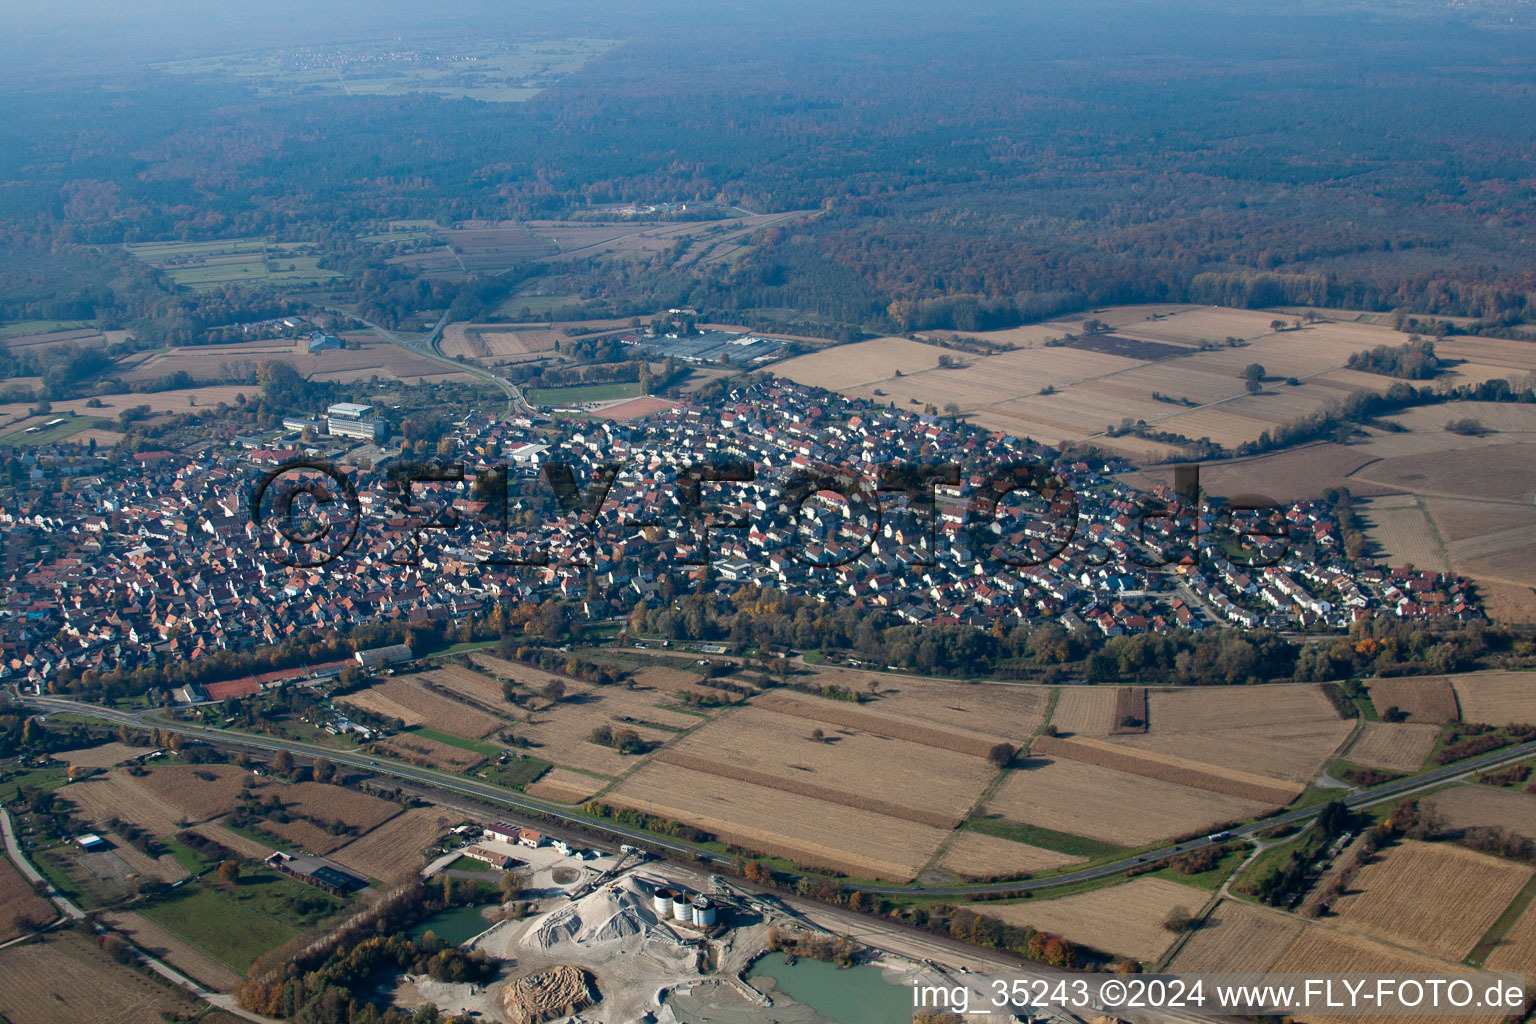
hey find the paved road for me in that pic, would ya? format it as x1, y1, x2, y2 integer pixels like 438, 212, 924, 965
350, 308, 534, 418
18, 694, 1536, 899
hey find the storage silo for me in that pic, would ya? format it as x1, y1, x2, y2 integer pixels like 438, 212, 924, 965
672, 890, 692, 921
652, 887, 674, 917
691, 895, 716, 927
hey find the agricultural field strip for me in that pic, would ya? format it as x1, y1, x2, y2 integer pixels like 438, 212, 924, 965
1031, 735, 1301, 804
751, 691, 1014, 756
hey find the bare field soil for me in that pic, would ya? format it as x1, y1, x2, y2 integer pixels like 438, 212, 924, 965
523, 768, 606, 805
1448, 670, 1536, 725
1330, 840, 1531, 961
0, 931, 205, 1024
984, 757, 1271, 847
421, 665, 510, 712
1368, 676, 1460, 724
191, 822, 273, 860
340, 676, 506, 738
0, 386, 255, 435
0, 856, 54, 941
440, 322, 563, 360
934, 831, 1084, 880
52, 742, 155, 768
330, 806, 458, 882
608, 760, 947, 880
1118, 443, 1385, 504
598, 396, 679, 420
1425, 784, 1536, 842
1353, 494, 1450, 572
658, 705, 998, 829
103, 910, 243, 990
374, 734, 485, 772
1342, 722, 1440, 772
1033, 735, 1301, 805
490, 684, 681, 777
969, 877, 1204, 962
1169, 898, 1305, 973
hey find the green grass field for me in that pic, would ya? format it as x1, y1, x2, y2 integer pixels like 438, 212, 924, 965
0, 416, 111, 446
963, 814, 1132, 862
528, 381, 643, 405
140, 871, 346, 970
121, 238, 342, 291
409, 726, 500, 758
0, 319, 96, 339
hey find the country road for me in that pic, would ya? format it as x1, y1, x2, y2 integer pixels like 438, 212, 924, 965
17, 691, 1536, 899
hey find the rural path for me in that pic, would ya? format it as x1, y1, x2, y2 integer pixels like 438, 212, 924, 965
0, 803, 83, 922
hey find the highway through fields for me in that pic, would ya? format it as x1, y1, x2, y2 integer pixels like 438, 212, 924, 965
15, 692, 1536, 899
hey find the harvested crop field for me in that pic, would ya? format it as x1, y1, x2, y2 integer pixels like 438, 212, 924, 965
1485, 896, 1536, 973
596, 396, 679, 420
967, 877, 1205, 962
1342, 722, 1439, 772
59, 772, 199, 833
1368, 676, 1460, 724
1425, 784, 1536, 842
984, 757, 1271, 846
0, 856, 54, 941
1031, 735, 1301, 805
765, 337, 945, 390
763, 673, 1047, 743
1109, 684, 1351, 785
1330, 840, 1532, 961
657, 705, 997, 829
1112, 687, 1148, 734
934, 831, 1084, 880
260, 783, 401, 854
495, 686, 684, 776
1448, 671, 1536, 726
1168, 898, 1305, 973
752, 691, 1009, 759
607, 760, 948, 880
523, 768, 606, 805
0, 931, 206, 1024
375, 733, 486, 771
339, 676, 506, 738
1047, 687, 1115, 737
131, 764, 264, 823
52, 742, 154, 768
420, 664, 509, 712
190, 822, 274, 860
331, 806, 458, 882
103, 910, 242, 990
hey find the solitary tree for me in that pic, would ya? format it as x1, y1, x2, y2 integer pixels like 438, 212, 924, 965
541, 680, 566, 704
217, 860, 241, 885
987, 743, 1015, 769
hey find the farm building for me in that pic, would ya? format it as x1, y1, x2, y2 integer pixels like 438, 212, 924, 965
484, 822, 545, 847
265, 851, 366, 895
355, 644, 413, 670
74, 834, 107, 851
463, 845, 520, 870
307, 331, 344, 353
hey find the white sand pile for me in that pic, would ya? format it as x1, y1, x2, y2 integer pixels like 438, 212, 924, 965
527, 875, 665, 952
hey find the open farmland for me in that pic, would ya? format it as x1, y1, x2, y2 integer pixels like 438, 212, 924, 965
439, 322, 565, 360
190, 822, 273, 861
1106, 684, 1352, 786
1368, 676, 1460, 723
933, 830, 1084, 880
122, 237, 341, 290
1032, 735, 1302, 805
0, 856, 54, 941
52, 742, 154, 768
257, 783, 400, 855
330, 806, 457, 882
102, 910, 243, 991
656, 705, 999, 829
1425, 784, 1536, 842
983, 756, 1271, 847
1485, 896, 1536, 973
966, 877, 1205, 962
1329, 840, 1531, 961
59, 772, 201, 833
100, 832, 189, 885
0, 933, 211, 1024
131, 765, 263, 823
374, 733, 486, 771
119, 333, 469, 386
1448, 670, 1536, 725
608, 760, 948, 880
524, 768, 607, 805
1168, 898, 1306, 973
419, 664, 510, 713
339, 676, 506, 738
1341, 722, 1440, 772
768, 668, 1048, 744
1269, 928, 1501, 1024
1047, 687, 1116, 737
753, 691, 1011, 758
